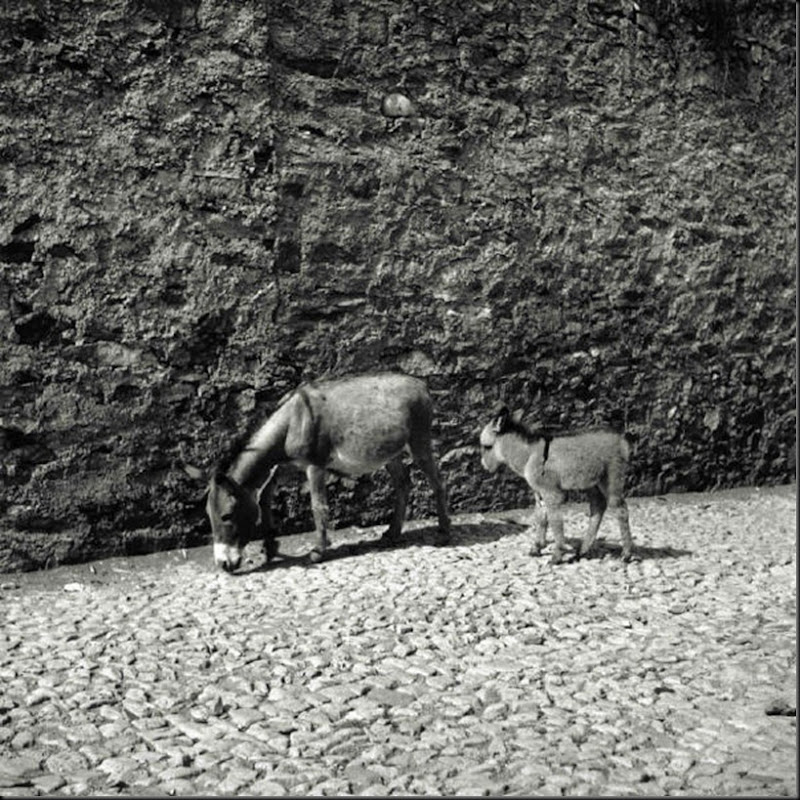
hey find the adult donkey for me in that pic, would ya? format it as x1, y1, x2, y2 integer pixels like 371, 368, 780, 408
206, 373, 451, 572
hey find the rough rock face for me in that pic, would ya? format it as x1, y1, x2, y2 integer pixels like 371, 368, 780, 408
0, 0, 795, 570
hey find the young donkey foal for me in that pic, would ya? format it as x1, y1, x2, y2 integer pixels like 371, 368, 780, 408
207, 373, 451, 571
480, 407, 633, 564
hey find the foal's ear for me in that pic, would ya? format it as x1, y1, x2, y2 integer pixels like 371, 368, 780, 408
493, 406, 510, 433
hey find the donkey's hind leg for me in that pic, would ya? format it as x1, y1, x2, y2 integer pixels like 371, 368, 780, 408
306, 465, 330, 563
382, 458, 411, 545
578, 487, 607, 559
411, 443, 451, 545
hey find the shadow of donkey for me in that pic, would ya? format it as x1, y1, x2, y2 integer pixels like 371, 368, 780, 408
237, 518, 692, 575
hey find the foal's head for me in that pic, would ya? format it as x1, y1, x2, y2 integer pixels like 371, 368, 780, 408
479, 406, 513, 472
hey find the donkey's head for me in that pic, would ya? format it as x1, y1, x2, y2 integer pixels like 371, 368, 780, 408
479, 406, 512, 472
206, 473, 261, 572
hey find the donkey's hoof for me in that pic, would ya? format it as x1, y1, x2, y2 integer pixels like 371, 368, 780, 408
434, 530, 451, 546
379, 530, 400, 547
622, 551, 635, 563
550, 552, 563, 565
377, 538, 397, 550
309, 548, 325, 564
529, 545, 543, 557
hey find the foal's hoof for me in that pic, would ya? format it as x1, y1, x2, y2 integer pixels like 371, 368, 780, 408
309, 548, 325, 564
550, 551, 564, 565
434, 530, 451, 546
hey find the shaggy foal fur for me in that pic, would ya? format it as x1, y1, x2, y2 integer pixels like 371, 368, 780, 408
480, 407, 633, 564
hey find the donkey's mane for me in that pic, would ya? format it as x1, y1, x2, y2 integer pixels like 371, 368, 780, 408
215, 386, 299, 473
214, 375, 387, 473
502, 417, 622, 442
216, 431, 258, 474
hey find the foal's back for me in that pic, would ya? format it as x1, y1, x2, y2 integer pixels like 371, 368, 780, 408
531, 429, 629, 493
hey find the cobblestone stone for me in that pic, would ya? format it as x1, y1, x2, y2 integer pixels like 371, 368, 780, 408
0, 487, 795, 795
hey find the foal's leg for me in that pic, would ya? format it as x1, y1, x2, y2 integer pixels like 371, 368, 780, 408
412, 443, 451, 545
382, 458, 410, 544
540, 488, 567, 565
578, 486, 607, 559
528, 493, 548, 556
306, 465, 330, 563
606, 466, 633, 561
611, 497, 633, 561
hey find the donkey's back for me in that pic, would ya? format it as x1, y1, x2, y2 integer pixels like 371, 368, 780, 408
311, 373, 432, 425
302, 373, 434, 472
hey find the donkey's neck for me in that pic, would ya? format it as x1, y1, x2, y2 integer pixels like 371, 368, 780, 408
229, 407, 290, 492
498, 432, 540, 476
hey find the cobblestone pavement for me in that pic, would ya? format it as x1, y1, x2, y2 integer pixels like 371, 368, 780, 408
0, 486, 796, 797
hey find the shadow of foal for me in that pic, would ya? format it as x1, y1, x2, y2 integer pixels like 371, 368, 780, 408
560, 537, 693, 562
229, 520, 693, 576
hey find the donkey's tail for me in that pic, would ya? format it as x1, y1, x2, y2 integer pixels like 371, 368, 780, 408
620, 433, 633, 463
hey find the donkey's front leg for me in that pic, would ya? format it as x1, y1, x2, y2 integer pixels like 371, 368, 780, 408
258, 481, 279, 563
307, 465, 330, 563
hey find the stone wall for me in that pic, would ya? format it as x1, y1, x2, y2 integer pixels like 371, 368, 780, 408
0, 0, 795, 570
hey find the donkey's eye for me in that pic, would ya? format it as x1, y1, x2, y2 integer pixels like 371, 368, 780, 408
220, 512, 234, 522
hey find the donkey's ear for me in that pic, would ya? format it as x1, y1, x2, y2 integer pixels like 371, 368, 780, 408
212, 472, 241, 496
182, 462, 207, 482
493, 406, 510, 433
511, 408, 524, 423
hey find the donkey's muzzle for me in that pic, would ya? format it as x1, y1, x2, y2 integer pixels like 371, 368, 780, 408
214, 543, 242, 573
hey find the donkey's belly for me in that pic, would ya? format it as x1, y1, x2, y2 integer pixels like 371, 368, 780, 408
326, 444, 406, 477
